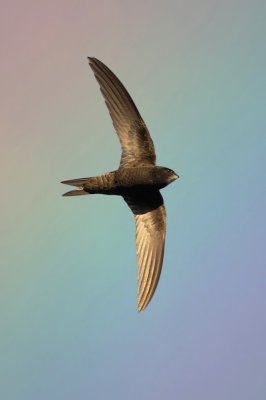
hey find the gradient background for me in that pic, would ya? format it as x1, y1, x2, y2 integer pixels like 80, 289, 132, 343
1, 1, 265, 399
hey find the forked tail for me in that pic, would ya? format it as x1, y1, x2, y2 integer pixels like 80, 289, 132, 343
61, 177, 89, 197
61, 172, 115, 196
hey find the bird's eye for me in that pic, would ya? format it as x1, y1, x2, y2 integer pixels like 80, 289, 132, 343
166, 168, 172, 173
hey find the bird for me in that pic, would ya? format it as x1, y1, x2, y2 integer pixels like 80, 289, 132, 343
61, 57, 179, 312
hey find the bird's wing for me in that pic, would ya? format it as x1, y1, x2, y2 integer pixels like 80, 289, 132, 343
123, 191, 166, 311
88, 57, 156, 168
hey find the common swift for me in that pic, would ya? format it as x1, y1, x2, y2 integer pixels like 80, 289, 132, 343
62, 57, 179, 311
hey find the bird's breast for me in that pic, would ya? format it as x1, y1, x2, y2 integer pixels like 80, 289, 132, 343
115, 167, 155, 188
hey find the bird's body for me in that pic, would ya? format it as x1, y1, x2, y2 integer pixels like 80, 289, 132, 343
62, 57, 178, 311
63, 166, 177, 195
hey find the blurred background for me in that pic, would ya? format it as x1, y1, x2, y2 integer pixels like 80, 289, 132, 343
0, 1, 265, 399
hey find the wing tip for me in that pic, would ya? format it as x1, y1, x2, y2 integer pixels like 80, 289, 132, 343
137, 297, 150, 312
88, 56, 99, 65
137, 304, 145, 313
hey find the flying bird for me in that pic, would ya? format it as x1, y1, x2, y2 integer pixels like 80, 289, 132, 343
62, 57, 179, 311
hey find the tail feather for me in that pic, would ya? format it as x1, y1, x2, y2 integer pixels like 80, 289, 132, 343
61, 178, 90, 187
61, 177, 90, 197
62, 189, 88, 196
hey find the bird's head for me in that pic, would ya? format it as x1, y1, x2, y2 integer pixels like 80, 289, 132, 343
153, 167, 179, 188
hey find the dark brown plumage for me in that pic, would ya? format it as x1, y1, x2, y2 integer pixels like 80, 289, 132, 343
62, 57, 178, 311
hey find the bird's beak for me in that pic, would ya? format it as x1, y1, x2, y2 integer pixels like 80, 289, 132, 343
169, 172, 179, 183
173, 172, 179, 180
